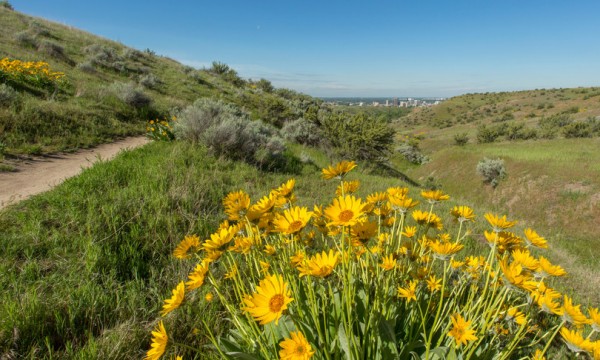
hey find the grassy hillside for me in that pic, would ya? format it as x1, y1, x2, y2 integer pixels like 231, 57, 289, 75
393, 89, 600, 306
0, 6, 318, 160
405, 87, 600, 130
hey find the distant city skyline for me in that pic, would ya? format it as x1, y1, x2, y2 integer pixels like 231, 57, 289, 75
9, 0, 600, 97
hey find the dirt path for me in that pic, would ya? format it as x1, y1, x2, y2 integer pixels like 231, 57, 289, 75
0, 136, 149, 210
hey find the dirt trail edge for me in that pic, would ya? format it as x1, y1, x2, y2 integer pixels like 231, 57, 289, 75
0, 136, 149, 210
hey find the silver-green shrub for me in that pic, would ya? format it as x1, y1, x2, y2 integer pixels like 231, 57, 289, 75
110, 82, 151, 108
281, 118, 322, 146
13, 31, 37, 48
38, 40, 65, 58
476, 157, 506, 187
139, 74, 160, 89
174, 98, 285, 166
76, 61, 96, 74
0, 84, 17, 107
396, 144, 429, 164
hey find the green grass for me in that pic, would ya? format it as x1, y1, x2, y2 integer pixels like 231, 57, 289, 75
0, 140, 409, 358
0, 138, 514, 358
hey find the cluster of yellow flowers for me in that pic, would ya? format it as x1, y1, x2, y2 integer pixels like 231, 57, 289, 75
146, 116, 176, 141
145, 160, 600, 360
0, 57, 64, 87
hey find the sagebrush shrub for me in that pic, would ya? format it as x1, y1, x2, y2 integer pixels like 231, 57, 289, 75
174, 98, 285, 166
396, 143, 429, 164
38, 40, 65, 59
29, 21, 51, 37
13, 31, 37, 48
0, 83, 17, 107
110, 82, 152, 108
0, 0, 13, 10
453, 132, 469, 146
122, 48, 144, 60
173, 98, 243, 142
281, 118, 322, 146
476, 124, 502, 143
85, 43, 125, 72
76, 61, 95, 73
139, 73, 160, 89
476, 157, 506, 187
562, 118, 599, 138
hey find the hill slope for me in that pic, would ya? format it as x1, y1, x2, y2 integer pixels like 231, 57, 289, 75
392, 89, 600, 305
0, 6, 318, 159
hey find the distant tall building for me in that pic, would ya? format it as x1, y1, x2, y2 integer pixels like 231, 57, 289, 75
393, 97, 399, 106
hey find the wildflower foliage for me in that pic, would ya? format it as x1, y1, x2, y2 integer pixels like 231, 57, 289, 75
147, 161, 600, 359
0, 57, 64, 90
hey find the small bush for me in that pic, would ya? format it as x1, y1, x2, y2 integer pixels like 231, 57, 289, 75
174, 98, 285, 167
562, 120, 594, 138
139, 73, 160, 89
0, 0, 13, 10
76, 61, 96, 74
396, 143, 429, 165
538, 114, 572, 129
0, 83, 17, 107
209, 61, 230, 75
281, 118, 322, 146
38, 40, 65, 58
110, 82, 152, 108
476, 157, 506, 187
476, 124, 500, 143
29, 21, 51, 37
563, 106, 579, 114
13, 31, 37, 48
255, 78, 274, 93
173, 98, 244, 142
85, 44, 125, 72
505, 122, 537, 141
122, 48, 144, 60
453, 132, 469, 146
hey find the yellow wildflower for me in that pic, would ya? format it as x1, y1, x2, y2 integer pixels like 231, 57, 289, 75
523, 228, 548, 249
242, 274, 293, 325
397, 280, 418, 303
447, 314, 478, 346
535, 256, 566, 279
279, 331, 314, 360
298, 250, 339, 278
421, 189, 450, 203
484, 213, 517, 232
561, 296, 590, 326
450, 205, 476, 222
173, 235, 200, 259
426, 275, 442, 292
322, 160, 357, 180
145, 321, 168, 360
161, 281, 185, 316
273, 206, 313, 235
379, 254, 396, 271
336, 180, 360, 196
324, 195, 366, 227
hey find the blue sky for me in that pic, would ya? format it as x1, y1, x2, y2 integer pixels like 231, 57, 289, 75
10, 1, 600, 97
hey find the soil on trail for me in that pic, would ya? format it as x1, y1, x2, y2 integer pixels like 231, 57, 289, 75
0, 137, 149, 210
